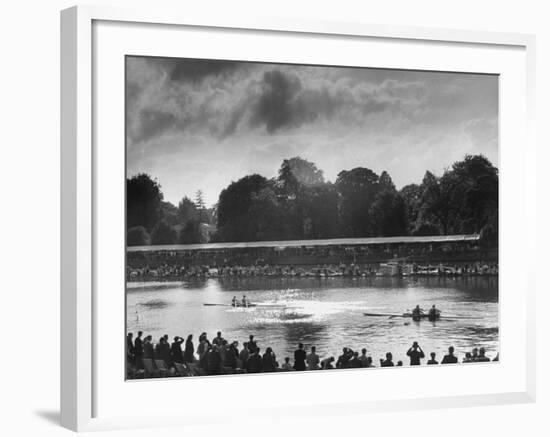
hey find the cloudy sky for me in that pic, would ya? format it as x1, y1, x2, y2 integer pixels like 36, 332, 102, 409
126, 56, 498, 207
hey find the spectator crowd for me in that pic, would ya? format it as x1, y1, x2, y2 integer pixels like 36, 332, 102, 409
126, 330, 498, 379
127, 261, 498, 281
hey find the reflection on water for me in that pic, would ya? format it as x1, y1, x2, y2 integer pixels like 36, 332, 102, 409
127, 276, 499, 365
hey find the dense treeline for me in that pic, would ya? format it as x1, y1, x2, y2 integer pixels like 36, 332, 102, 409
126, 155, 498, 246
127, 177, 215, 246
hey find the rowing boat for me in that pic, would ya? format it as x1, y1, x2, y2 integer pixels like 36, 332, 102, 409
363, 312, 478, 320
203, 302, 288, 309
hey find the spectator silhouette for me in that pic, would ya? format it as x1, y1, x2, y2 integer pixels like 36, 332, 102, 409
306, 346, 320, 370
262, 347, 277, 372
427, 352, 438, 365
381, 352, 394, 367
294, 343, 307, 371
247, 347, 263, 373
134, 331, 143, 363
406, 341, 425, 365
441, 346, 458, 364
183, 334, 195, 363
170, 336, 184, 363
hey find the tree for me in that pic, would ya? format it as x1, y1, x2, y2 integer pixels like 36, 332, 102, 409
415, 155, 498, 236
127, 226, 150, 246
127, 174, 163, 230
160, 201, 179, 226
444, 154, 498, 234
177, 196, 199, 225
129, 154, 497, 245
400, 183, 422, 234
277, 157, 325, 199
275, 157, 330, 240
150, 220, 177, 245
379, 171, 396, 191
195, 190, 205, 210
195, 190, 204, 208
370, 190, 407, 236
300, 184, 340, 239
195, 189, 212, 223
216, 174, 271, 241
335, 167, 380, 237
416, 171, 450, 235
248, 187, 284, 241
178, 218, 202, 244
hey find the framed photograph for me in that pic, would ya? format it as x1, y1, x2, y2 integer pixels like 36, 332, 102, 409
61, 5, 536, 432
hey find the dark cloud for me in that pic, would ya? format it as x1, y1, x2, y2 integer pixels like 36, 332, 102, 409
252, 70, 302, 132
133, 109, 177, 143
159, 58, 242, 83
250, 69, 403, 133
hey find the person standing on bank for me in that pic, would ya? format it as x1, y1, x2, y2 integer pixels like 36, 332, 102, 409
156, 336, 171, 364
183, 334, 195, 363
247, 335, 257, 353
441, 346, 458, 364
143, 335, 154, 359
127, 332, 134, 363
247, 347, 263, 373
294, 343, 307, 371
134, 331, 143, 367
306, 346, 320, 370
427, 352, 439, 365
170, 336, 184, 364
380, 352, 394, 367
262, 347, 277, 372
239, 342, 250, 368
406, 341, 425, 365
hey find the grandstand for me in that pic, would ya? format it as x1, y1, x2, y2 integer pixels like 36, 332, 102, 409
127, 234, 496, 268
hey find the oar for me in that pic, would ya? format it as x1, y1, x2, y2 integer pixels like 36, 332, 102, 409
363, 312, 403, 318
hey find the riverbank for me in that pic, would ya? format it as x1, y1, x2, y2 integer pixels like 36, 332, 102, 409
127, 261, 498, 281
126, 330, 498, 380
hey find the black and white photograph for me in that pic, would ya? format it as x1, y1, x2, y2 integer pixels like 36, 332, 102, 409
125, 56, 499, 379
2, 0, 546, 434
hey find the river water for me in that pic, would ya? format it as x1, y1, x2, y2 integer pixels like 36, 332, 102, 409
126, 276, 498, 365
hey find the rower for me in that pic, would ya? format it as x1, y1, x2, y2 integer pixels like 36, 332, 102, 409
428, 304, 440, 321
231, 296, 238, 307
412, 305, 424, 321
242, 295, 248, 308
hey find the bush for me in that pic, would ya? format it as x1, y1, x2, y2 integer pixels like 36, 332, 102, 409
127, 226, 150, 246
150, 221, 177, 245
178, 218, 202, 244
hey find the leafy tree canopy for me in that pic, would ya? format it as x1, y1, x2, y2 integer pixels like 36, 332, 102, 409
277, 156, 325, 198
127, 173, 163, 230
128, 155, 498, 246
150, 220, 177, 245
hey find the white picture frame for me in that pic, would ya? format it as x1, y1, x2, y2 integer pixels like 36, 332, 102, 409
60, 5, 536, 432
